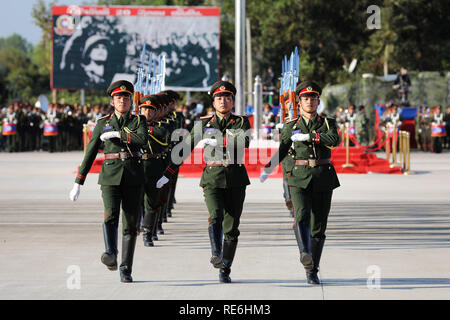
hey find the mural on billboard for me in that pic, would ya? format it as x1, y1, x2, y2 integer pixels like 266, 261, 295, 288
52, 7, 220, 91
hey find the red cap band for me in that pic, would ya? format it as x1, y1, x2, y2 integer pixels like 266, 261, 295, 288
299, 86, 319, 96
213, 86, 234, 96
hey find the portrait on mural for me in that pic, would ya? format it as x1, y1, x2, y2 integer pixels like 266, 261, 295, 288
52, 6, 220, 91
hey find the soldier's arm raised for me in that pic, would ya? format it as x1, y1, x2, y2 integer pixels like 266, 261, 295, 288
119, 115, 148, 147
310, 118, 340, 148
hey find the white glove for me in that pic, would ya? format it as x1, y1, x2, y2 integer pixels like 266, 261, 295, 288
260, 171, 270, 183
156, 175, 169, 189
291, 133, 310, 142
100, 131, 120, 141
276, 123, 284, 130
69, 183, 81, 202
198, 138, 218, 148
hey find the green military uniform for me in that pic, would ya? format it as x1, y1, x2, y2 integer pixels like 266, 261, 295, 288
418, 111, 432, 151
162, 81, 250, 283
153, 93, 177, 234
74, 80, 148, 283
139, 95, 170, 247
166, 103, 186, 219
264, 81, 340, 285
355, 106, 369, 145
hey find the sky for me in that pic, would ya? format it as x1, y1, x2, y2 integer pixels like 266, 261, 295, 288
0, 0, 88, 45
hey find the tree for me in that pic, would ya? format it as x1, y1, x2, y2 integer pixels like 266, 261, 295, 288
0, 34, 41, 104
17, 0, 449, 107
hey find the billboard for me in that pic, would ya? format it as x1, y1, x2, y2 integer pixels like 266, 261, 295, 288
51, 6, 220, 91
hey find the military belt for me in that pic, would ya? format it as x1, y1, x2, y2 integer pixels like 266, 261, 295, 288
295, 159, 330, 168
141, 152, 168, 160
206, 160, 243, 168
104, 151, 141, 160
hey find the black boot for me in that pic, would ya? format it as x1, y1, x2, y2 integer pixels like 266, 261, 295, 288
157, 219, 165, 235
293, 221, 313, 270
162, 197, 168, 223
157, 207, 165, 235
143, 209, 157, 247
152, 210, 159, 241
101, 222, 118, 271
208, 224, 223, 268
219, 240, 238, 283
120, 234, 137, 283
307, 236, 325, 285
142, 228, 154, 247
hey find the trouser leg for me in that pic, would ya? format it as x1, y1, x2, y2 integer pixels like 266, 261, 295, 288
204, 187, 246, 282
290, 185, 332, 284
142, 179, 161, 247
100, 185, 121, 271
204, 187, 226, 266
120, 185, 142, 282
282, 178, 294, 217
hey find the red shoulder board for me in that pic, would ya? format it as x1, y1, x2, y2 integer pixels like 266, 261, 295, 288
200, 115, 213, 120
286, 117, 299, 124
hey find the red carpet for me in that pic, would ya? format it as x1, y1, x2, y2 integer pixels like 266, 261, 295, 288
81, 146, 403, 176
330, 146, 403, 174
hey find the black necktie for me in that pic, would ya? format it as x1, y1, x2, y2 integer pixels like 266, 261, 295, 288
118, 116, 124, 127
220, 117, 227, 129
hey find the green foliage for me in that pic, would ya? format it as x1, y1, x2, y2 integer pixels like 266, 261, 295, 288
0, 0, 448, 106
0, 34, 43, 104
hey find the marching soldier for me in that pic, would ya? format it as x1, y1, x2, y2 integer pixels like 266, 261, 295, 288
139, 95, 170, 247
163, 90, 184, 219
157, 80, 251, 283
153, 93, 175, 235
69, 80, 148, 283
260, 81, 340, 285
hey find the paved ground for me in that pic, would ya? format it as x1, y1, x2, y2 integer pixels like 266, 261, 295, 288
0, 150, 449, 300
